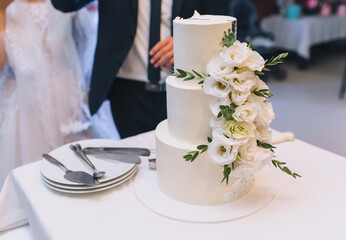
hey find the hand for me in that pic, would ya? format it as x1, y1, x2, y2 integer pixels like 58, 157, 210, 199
149, 36, 174, 68
86, 2, 98, 11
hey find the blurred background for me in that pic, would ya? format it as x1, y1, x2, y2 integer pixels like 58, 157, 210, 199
228, 0, 346, 156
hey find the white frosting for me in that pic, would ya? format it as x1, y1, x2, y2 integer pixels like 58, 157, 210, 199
166, 76, 212, 144
173, 11, 236, 87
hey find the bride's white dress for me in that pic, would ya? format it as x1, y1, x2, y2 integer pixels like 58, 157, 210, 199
0, 1, 118, 188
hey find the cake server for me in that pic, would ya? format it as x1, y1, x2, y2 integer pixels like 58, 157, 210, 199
42, 154, 100, 186
83, 147, 150, 157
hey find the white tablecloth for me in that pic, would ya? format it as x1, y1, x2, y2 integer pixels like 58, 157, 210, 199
1, 131, 346, 240
261, 15, 346, 59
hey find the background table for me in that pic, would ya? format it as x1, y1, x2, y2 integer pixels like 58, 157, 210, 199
261, 15, 346, 59
1, 131, 346, 240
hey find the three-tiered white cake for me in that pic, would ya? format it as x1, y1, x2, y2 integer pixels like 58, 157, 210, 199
155, 13, 240, 205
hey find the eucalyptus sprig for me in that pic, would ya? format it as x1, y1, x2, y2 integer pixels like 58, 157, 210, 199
222, 162, 235, 185
172, 68, 207, 84
217, 103, 237, 120
253, 88, 273, 98
257, 140, 276, 153
221, 29, 236, 48
255, 52, 289, 76
272, 160, 301, 179
183, 137, 211, 162
183, 144, 208, 162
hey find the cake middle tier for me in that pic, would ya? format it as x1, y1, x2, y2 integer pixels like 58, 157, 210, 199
166, 76, 212, 144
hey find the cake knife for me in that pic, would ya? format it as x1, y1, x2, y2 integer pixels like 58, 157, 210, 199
83, 147, 150, 157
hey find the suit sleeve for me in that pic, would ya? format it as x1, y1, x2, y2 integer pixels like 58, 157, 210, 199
51, 0, 94, 12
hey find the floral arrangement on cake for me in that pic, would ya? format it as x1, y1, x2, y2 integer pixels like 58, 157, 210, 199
173, 30, 300, 201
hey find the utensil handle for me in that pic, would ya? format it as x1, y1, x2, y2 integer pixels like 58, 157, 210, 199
42, 154, 69, 173
75, 144, 97, 170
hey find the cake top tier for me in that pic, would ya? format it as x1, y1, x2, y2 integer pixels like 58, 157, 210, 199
173, 12, 236, 86
174, 11, 236, 25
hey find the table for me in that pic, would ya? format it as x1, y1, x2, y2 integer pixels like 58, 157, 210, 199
1, 131, 346, 240
261, 15, 346, 59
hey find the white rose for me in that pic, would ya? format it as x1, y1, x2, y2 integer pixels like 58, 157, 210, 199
220, 41, 250, 68
255, 102, 275, 127
209, 97, 231, 117
222, 120, 255, 144
228, 69, 256, 93
208, 137, 239, 165
230, 90, 251, 106
238, 137, 257, 161
256, 126, 272, 143
207, 56, 233, 78
243, 50, 265, 72
233, 103, 257, 123
203, 76, 231, 97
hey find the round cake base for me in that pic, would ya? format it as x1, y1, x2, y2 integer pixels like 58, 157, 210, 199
134, 166, 277, 223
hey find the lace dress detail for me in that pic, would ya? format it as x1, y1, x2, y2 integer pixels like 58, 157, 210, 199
0, 1, 112, 188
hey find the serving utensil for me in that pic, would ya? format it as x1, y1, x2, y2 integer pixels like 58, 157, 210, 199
42, 154, 99, 186
69, 144, 105, 179
83, 147, 150, 157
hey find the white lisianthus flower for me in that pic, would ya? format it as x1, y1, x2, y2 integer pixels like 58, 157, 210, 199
212, 127, 240, 145
203, 76, 231, 97
222, 120, 255, 144
233, 103, 257, 123
223, 165, 254, 202
230, 90, 251, 106
209, 97, 231, 117
249, 147, 274, 171
207, 56, 233, 78
243, 50, 265, 72
220, 41, 250, 68
228, 69, 256, 93
238, 137, 257, 162
208, 138, 239, 165
220, 40, 265, 71
255, 102, 275, 127
256, 126, 272, 143
210, 116, 226, 128
252, 75, 269, 91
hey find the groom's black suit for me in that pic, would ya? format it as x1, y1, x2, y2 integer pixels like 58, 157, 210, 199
52, 0, 227, 137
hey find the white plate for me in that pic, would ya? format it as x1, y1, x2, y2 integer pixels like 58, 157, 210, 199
41, 139, 137, 186
42, 165, 138, 190
42, 167, 138, 194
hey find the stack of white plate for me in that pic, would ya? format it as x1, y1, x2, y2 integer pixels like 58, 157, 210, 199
40, 139, 139, 194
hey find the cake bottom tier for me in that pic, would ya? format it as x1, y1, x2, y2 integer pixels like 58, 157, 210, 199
156, 120, 254, 205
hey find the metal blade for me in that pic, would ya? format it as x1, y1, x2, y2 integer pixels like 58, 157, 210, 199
84, 151, 141, 164
83, 147, 151, 156
64, 171, 100, 185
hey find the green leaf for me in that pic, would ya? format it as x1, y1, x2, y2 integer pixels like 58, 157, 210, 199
192, 70, 203, 78
191, 151, 199, 162
197, 145, 208, 150
183, 155, 192, 161
198, 80, 204, 85
255, 71, 264, 75
207, 137, 212, 143
183, 76, 195, 81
